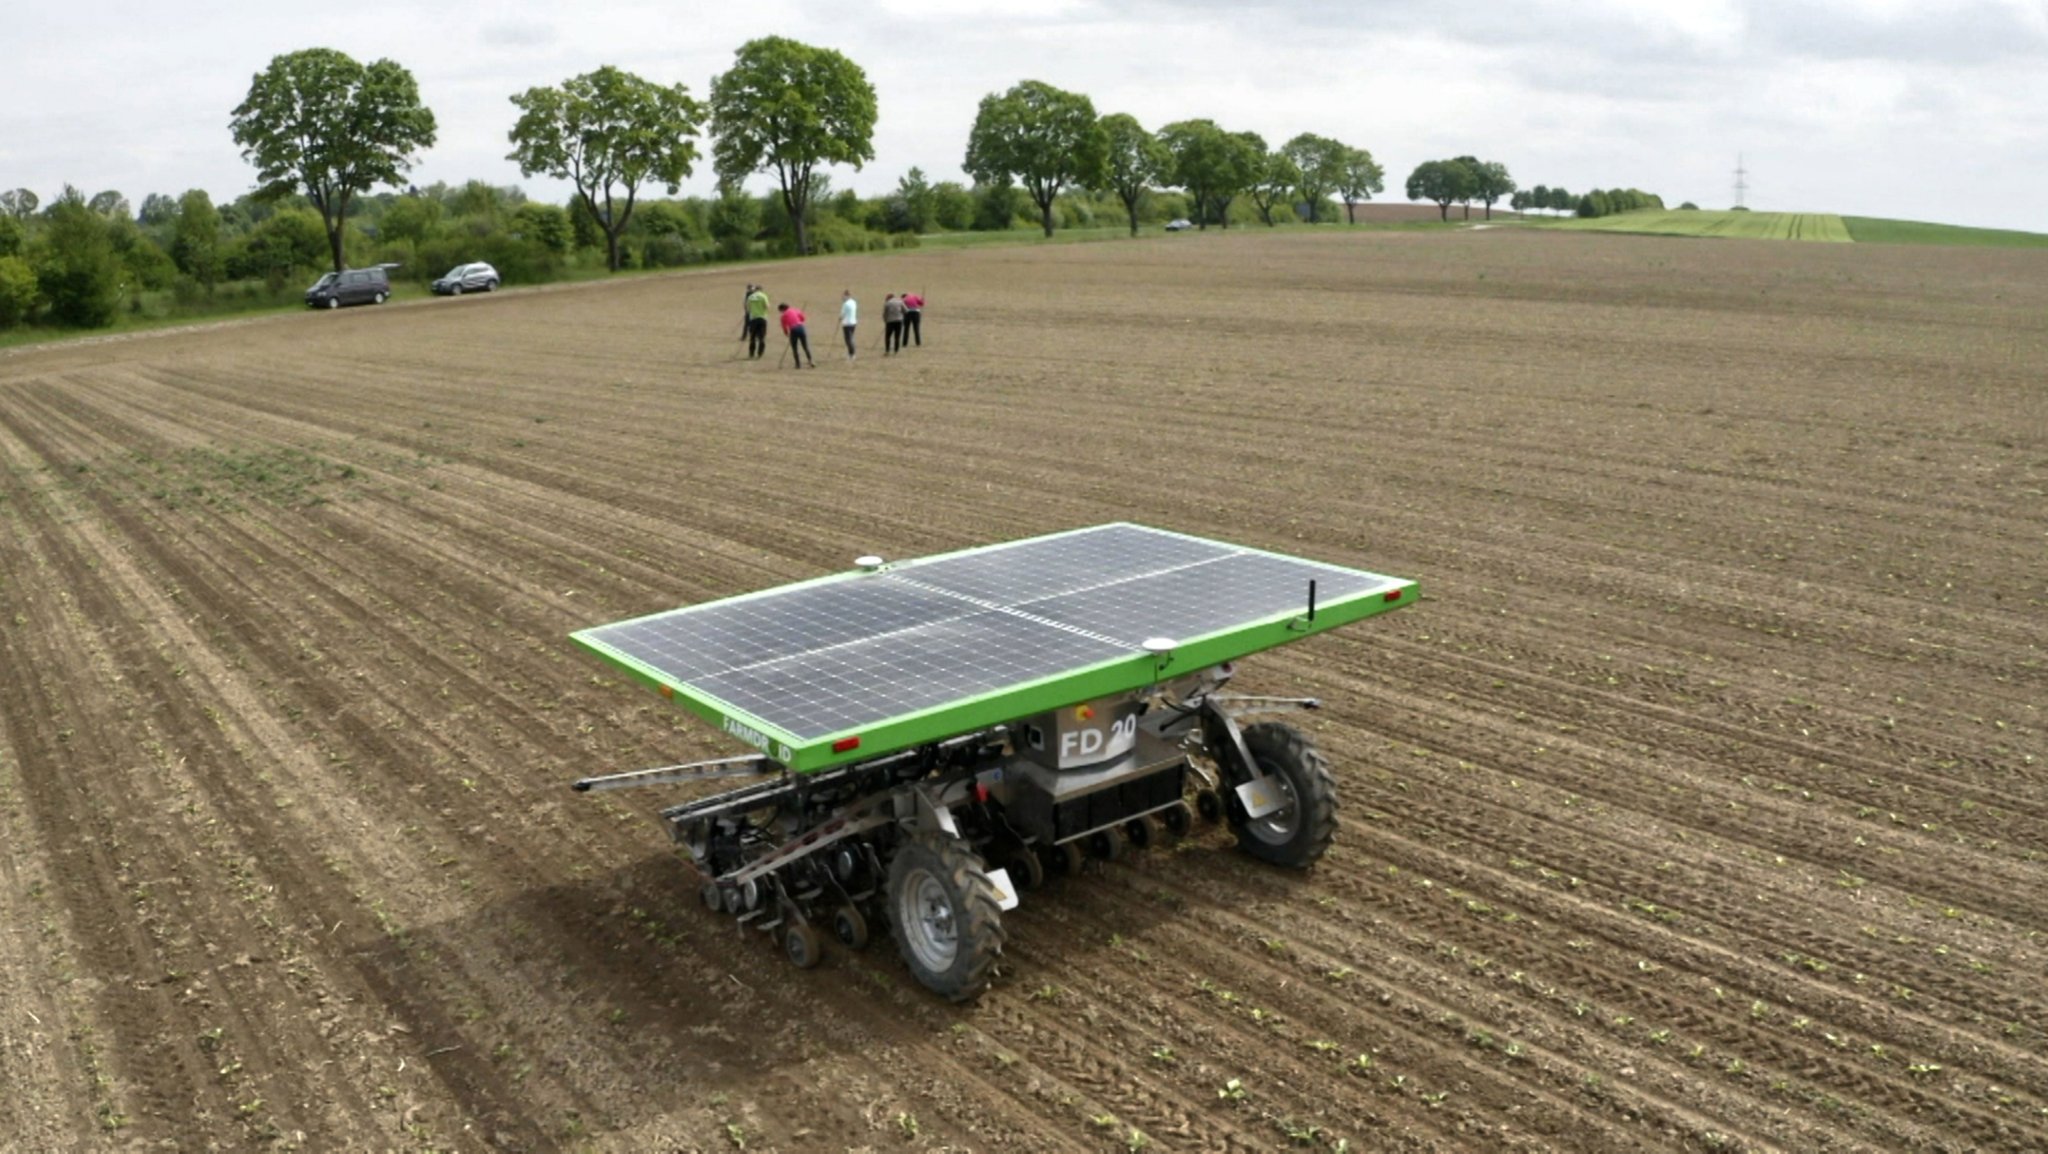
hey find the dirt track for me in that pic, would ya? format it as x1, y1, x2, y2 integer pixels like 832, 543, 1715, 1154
2, 229, 2044, 1152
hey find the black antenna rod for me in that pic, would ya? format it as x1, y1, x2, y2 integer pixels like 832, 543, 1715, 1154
1307, 579, 1318, 622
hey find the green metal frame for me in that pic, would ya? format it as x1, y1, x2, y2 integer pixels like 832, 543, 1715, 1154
573, 524, 1417, 774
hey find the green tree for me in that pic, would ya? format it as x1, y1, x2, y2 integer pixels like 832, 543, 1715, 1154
1243, 134, 1295, 225
137, 193, 179, 228
894, 166, 935, 234
971, 180, 1023, 231
707, 188, 761, 260
1405, 159, 1477, 221
0, 213, 24, 258
508, 66, 703, 272
35, 188, 124, 328
0, 189, 37, 219
512, 202, 572, 254
378, 194, 442, 250
1214, 130, 1266, 228
171, 189, 224, 290
1096, 113, 1166, 236
964, 80, 1105, 239
0, 256, 39, 327
108, 215, 176, 291
1336, 147, 1385, 224
1158, 119, 1236, 230
709, 37, 877, 257
230, 48, 436, 274
1463, 159, 1514, 220
1281, 133, 1347, 223
87, 190, 130, 219
448, 179, 515, 226
931, 181, 973, 231
225, 206, 330, 280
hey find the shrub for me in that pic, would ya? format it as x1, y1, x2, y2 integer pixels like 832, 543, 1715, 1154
0, 254, 40, 327
972, 181, 1022, 231
804, 215, 886, 254
637, 233, 709, 268
707, 193, 760, 260
225, 207, 329, 281
37, 193, 124, 327
931, 182, 973, 231
512, 203, 571, 254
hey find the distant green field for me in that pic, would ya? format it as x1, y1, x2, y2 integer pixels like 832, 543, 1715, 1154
1530, 210, 2048, 247
1840, 217, 2048, 247
1540, 211, 1852, 242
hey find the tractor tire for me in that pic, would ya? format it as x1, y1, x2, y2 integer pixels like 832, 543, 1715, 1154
1226, 722, 1338, 869
1195, 788, 1223, 823
887, 834, 1005, 1002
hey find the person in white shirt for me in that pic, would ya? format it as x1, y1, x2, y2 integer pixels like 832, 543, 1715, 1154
839, 290, 858, 361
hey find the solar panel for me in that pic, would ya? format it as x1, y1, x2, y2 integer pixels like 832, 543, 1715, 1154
574, 524, 1416, 771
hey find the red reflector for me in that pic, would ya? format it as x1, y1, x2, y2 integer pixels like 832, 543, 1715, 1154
1384, 589, 1403, 602
832, 736, 861, 753
973, 781, 990, 803
659, 685, 674, 698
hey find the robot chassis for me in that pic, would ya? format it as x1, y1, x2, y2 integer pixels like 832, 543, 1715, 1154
575, 662, 1338, 1002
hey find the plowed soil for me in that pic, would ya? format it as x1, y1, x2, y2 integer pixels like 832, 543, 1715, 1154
2, 229, 2043, 1153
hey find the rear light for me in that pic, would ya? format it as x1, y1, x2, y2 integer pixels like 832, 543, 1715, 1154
831, 736, 861, 753
1384, 589, 1403, 602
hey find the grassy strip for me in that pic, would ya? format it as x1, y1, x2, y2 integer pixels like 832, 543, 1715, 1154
1840, 217, 2048, 247
1534, 211, 1851, 242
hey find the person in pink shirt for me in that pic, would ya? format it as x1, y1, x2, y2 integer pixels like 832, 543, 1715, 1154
901, 290, 924, 347
777, 302, 816, 368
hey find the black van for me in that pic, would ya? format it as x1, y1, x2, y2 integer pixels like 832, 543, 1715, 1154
305, 266, 391, 309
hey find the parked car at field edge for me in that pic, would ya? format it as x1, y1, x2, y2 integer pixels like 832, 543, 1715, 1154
432, 262, 501, 295
1164, 219, 1194, 231
305, 265, 392, 309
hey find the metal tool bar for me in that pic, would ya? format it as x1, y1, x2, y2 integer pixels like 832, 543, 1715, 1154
1211, 694, 1322, 718
572, 754, 775, 793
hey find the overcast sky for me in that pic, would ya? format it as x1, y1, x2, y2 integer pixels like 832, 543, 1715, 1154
4, 0, 2045, 230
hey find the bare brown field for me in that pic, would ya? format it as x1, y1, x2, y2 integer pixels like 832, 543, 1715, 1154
2, 229, 2044, 1153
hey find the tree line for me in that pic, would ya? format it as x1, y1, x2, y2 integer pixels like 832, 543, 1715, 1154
3, 37, 1666, 334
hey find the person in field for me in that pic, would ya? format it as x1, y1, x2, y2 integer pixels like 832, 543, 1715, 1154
901, 290, 924, 347
745, 284, 771, 359
778, 302, 816, 368
839, 289, 858, 361
883, 293, 906, 355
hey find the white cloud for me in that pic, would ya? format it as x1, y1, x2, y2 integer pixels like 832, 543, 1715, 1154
0, 0, 2042, 230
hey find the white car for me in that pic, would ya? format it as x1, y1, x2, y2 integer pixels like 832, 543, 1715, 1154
431, 262, 500, 295
1164, 219, 1194, 231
